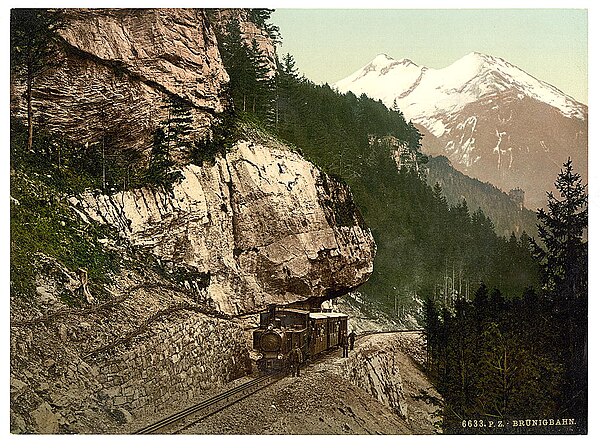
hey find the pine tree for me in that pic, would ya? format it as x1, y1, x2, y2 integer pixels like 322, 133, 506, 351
530, 157, 587, 428
423, 296, 440, 373
280, 53, 300, 79
190, 109, 236, 165
145, 129, 171, 187
162, 94, 194, 156
144, 94, 192, 188
248, 39, 275, 120
532, 158, 587, 297
248, 8, 273, 27
248, 9, 281, 42
11, 8, 65, 151
218, 18, 255, 113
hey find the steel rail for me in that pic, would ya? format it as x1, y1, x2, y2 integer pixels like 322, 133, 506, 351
134, 372, 283, 434
358, 328, 425, 338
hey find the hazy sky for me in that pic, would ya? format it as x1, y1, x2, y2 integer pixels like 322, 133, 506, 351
271, 9, 588, 104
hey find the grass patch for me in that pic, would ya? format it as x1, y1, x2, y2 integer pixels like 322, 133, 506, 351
10, 125, 120, 302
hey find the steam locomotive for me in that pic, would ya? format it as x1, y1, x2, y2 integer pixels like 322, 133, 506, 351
253, 305, 348, 372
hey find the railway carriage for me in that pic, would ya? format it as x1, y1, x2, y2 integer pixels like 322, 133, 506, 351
253, 305, 348, 372
308, 312, 347, 357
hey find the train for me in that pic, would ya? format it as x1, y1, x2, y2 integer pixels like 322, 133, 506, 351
252, 305, 348, 372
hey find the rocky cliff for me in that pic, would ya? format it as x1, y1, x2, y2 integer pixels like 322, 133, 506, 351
69, 138, 375, 315
11, 8, 229, 155
342, 333, 442, 433
11, 8, 377, 433
11, 7, 374, 314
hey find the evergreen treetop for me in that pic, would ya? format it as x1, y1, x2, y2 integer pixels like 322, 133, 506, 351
531, 157, 587, 295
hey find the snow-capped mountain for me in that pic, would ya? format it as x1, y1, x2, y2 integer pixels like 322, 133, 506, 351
334, 53, 588, 210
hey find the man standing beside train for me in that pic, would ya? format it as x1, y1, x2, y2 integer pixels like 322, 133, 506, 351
289, 348, 301, 377
349, 330, 356, 351
341, 333, 349, 358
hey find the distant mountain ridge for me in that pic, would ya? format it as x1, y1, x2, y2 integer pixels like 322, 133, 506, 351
334, 52, 588, 210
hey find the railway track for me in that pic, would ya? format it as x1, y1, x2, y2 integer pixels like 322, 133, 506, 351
134, 372, 284, 434
135, 328, 422, 434
359, 328, 425, 338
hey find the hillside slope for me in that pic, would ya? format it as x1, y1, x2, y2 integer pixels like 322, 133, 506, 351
10, 9, 375, 433
426, 155, 539, 239
175, 332, 441, 435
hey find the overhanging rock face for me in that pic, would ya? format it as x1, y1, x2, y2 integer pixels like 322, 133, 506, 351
11, 8, 376, 315
71, 140, 376, 315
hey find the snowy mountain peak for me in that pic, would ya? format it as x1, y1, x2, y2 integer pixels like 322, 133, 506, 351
354, 54, 420, 80
447, 51, 531, 84
448, 51, 493, 71
334, 52, 587, 212
462, 50, 493, 61
371, 53, 396, 65
334, 54, 424, 106
446, 51, 514, 71
334, 52, 586, 133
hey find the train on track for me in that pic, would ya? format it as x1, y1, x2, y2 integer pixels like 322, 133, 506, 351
253, 305, 348, 372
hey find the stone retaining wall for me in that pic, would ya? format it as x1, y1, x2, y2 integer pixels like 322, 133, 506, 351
10, 307, 250, 433
93, 311, 250, 418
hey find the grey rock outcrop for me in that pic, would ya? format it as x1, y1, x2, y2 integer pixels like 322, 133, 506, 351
70, 139, 376, 314
342, 333, 442, 433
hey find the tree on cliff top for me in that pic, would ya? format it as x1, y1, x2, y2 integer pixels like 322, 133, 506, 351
249, 8, 281, 42
10, 8, 65, 152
